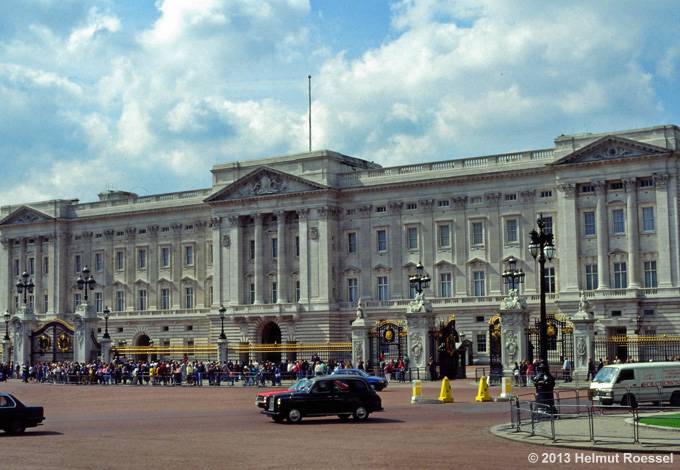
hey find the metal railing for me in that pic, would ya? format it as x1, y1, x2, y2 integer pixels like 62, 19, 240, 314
509, 394, 680, 447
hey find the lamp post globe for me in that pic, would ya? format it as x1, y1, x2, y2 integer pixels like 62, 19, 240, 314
16, 271, 35, 306
3, 311, 10, 342
76, 266, 96, 302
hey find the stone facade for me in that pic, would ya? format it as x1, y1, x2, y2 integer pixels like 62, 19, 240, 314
1, 124, 680, 365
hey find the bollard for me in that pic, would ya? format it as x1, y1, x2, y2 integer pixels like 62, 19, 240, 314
497, 377, 513, 401
411, 379, 423, 403
438, 377, 454, 403
475, 375, 491, 402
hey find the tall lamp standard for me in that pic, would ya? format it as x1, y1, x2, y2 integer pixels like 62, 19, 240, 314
408, 262, 431, 295
102, 307, 111, 340
3, 311, 10, 341
76, 266, 96, 302
218, 305, 227, 340
528, 216, 556, 365
501, 257, 525, 292
16, 271, 35, 306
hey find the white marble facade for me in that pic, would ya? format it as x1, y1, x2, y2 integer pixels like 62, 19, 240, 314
1, 124, 680, 363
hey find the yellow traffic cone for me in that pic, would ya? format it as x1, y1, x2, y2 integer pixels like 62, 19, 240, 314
411, 380, 423, 403
438, 377, 454, 403
475, 375, 491, 402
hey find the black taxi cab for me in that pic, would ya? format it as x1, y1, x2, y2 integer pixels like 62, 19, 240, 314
262, 375, 383, 423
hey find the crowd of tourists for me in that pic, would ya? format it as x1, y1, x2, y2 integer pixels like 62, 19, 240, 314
0, 356, 357, 386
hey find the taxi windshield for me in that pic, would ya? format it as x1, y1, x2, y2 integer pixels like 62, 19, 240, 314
592, 367, 617, 384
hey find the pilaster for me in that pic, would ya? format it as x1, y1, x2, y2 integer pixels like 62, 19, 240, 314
654, 173, 672, 287
357, 205, 372, 299
594, 181, 610, 289
253, 213, 264, 304
210, 217, 222, 306
624, 178, 640, 288
556, 183, 579, 291
297, 209, 310, 304
275, 211, 288, 304
226, 216, 242, 305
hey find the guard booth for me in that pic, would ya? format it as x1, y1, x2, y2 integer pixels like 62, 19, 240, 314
368, 320, 406, 374
433, 315, 466, 379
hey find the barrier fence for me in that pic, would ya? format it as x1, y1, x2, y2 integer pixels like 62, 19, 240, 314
508, 390, 680, 447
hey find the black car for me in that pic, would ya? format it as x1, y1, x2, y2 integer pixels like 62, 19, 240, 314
263, 375, 383, 424
0, 392, 45, 434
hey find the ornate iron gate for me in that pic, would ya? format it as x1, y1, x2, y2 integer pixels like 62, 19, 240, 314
526, 313, 574, 365
30, 320, 75, 364
369, 320, 407, 370
488, 315, 502, 369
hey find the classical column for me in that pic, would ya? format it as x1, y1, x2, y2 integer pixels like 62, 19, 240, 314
484, 193, 501, 295
420, 198, 436, 292
556, 183, 579, 291
519, 191, 537, 293
625, 178, 640, 288
452, 196, 468, 296
171, 223, 183, 308
275, 211, 288, 303
654, 174, 672, 287
357, 205, 372, 299
34, 236, 43, 314
125, 227, 136, 311
104, 229, 115, 313
195, 220, 208, 307
148, 225, 160, 309
0, 238, 11, 314
227, 216, 242, 305
210, 217, 223, 305
594, 181, 610, 289
388, 202, 403, 299
316, 207, 333, 303
297, 209, 310, 303
253, 213, 264, 304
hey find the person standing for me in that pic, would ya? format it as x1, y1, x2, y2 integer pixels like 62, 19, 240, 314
428, 356, 437, 381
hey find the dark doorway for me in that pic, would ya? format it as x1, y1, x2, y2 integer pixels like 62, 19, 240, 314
261, 322, 281, 363
136, 334, 151, 361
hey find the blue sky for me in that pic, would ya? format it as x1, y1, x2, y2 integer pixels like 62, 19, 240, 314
0, 0, 679, 205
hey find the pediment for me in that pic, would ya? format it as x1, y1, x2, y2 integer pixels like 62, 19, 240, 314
0, 206, 54, 226
551, 136, 669, 166
343, 266, 361, 275
467, 257, 487, 265
373, 263, 392, 272
435, 260, 454, 267
204, 167, 328, 203
158, 276, 173, 284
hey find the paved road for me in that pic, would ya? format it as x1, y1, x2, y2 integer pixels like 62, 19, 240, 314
0, 380, 649, 469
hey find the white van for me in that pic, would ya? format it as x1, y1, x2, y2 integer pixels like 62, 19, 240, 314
590, 362, 680, 407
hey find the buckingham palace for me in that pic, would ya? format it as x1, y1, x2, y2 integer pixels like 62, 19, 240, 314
2, 123, 680, 369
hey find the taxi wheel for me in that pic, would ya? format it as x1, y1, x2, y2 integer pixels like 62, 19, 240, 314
287, 408, 303, 424
353, 406, 369, 421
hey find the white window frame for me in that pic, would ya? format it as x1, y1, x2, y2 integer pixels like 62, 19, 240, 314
437, 223, 451, 248
472, 271, 485, 296
471, 221, 484, 247
504, 218, 518, 244
406, 226, 418, 250
612, 209, 625, 235
439, 272, 452, 297
642, 207, 655, 232
377, 276, 389, 301
584, 211, 596, 236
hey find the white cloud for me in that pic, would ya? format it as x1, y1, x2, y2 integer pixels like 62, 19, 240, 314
67, 7, 120, 51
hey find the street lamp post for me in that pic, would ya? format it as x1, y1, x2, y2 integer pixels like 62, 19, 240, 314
3, 311, 10, 341
16, 271, 35, 306
218, 305, 226, 340
528, 216, 556, 365
103, 307, 111, 340
408, 262, 431, 295
501, 257, 525, 292
76, 266, 96, 302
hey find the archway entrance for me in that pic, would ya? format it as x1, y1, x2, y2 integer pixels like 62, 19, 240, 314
261, 322, 281, 363
136, 334, 151, 362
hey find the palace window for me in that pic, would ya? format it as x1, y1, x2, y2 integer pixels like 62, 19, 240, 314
613, 262, 628, 289
347, 278, 358, 303
476, 333, 487, 353
406, 202, 418, 210
95, 252, 103, 272
28, 257, 34, 275
95, 292, 103, 313
505, 219, 518, 243
249, 283, 255, 304
43, 256, 48, 275
437, 200, 450, 207
43, 295, 49, 313
74, 254, 82, 274
377, 276, 389, 301
115, 290, 125, 311
471, 222, 484, 246
543, 267, 556, 294
472, 271, 485, 296
377, 230, 387, 252
644, 261, 657, 288
271, 238, 278, 258
137, 248, 147, 270
347, 232, 357, 254
406, 227, 418, 250
583, 211, 596, 236
160, 247, 171, 268
115, 250, 125, 271
585, 264, 598, 290
138, 289, 147, 310
642, 207, 655, 232
249, 240, 255, 260
612, 209, 625, 234
160, 288, 170, 310
207, 242, 213, 265
184, 287, 194, 309
439, 273, 452, 298
73, 293, 81, 311
542, 216, 553, 235
184, 245, 194, 266
295, 281, 300, 302
438, 224, 451, 248
271, 281, 277, 304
